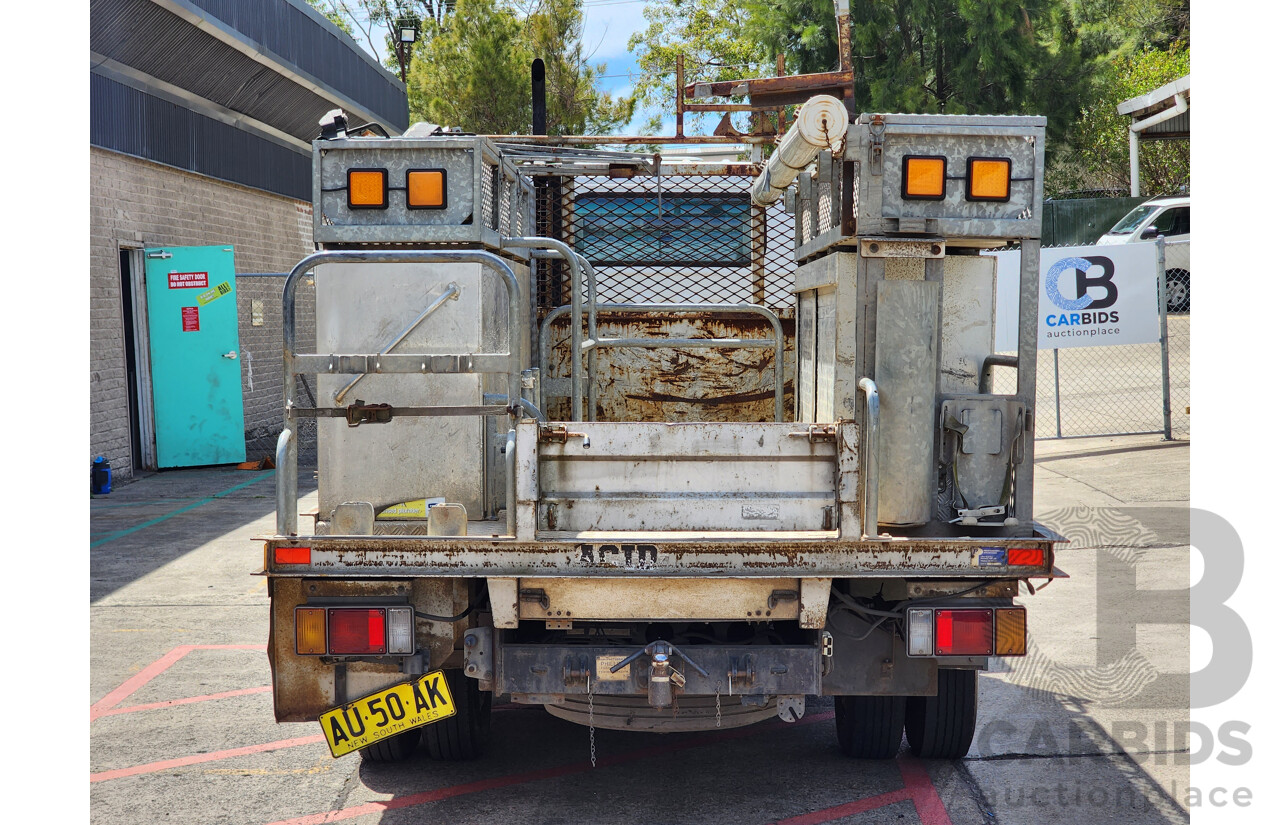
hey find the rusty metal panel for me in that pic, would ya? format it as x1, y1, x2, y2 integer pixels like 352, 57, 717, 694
514, 577, 802, 621
543, 312, 794, 422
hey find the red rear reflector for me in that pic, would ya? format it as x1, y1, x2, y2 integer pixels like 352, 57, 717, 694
274, 546, 311, 564
1007, 547, 1045, 566
935, 608, 993, 656
328, 608, 386, 655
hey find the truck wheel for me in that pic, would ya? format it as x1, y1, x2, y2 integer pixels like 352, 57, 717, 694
834, 695, 906, 759
422, 669, 491, 761
905, 669, 977, 759
359, 727, 421, 762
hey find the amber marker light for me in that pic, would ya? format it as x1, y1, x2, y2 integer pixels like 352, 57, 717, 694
407, 169, 447, 209
347, 168, 388, 208
901, 155, 947, 200
295, 607, 327, 654
994, 607, 1028, 656
967, 157, 1012, 202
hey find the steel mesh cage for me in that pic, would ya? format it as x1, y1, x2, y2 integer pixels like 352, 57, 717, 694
533, 172, 796, 315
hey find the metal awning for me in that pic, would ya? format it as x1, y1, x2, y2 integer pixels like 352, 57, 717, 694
1117, 74, 1189, 196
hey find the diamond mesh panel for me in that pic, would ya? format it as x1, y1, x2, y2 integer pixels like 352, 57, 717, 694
534, 173, 796, 315
481, 163, 496, 230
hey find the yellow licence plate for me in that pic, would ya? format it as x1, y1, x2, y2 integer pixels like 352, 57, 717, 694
319, 671, 456, 757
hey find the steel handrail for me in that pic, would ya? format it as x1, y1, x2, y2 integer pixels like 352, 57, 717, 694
501, 237, 590, 420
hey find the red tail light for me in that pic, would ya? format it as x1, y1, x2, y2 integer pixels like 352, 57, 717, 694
328, 609, 386, 655
935, 609, 993, 656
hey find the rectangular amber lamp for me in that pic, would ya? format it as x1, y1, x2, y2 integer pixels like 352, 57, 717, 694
407, 169, 447, 209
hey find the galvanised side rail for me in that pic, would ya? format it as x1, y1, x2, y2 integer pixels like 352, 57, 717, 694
277, 249, 526, 536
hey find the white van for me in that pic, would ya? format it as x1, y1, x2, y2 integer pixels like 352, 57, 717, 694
1097, 195, 1190, 312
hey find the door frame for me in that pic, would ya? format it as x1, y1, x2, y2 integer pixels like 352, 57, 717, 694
121, 245, 158, 470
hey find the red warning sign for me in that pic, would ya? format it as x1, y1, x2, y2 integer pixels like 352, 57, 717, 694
169, 271, 209, 289
181, 306, 200, 332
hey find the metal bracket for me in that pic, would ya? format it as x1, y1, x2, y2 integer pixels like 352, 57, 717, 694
462, 627, 494, 681
564, 654, 590, 688
869, 115, 886, 176
519, 588, 550, 611
728, 653, 756, 691
768, 589, 799, 611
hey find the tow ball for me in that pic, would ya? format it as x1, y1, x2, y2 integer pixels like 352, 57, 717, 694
610, 641, 710, 708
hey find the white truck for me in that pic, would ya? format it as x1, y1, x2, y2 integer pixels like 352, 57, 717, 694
260, 90, 1062, 764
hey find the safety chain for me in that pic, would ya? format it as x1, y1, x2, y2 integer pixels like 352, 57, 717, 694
587, 675, 596, 768
715, 682, 722, 728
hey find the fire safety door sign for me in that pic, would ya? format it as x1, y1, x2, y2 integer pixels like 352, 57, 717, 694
181, 306, 200, 332
168, 271, 209, 289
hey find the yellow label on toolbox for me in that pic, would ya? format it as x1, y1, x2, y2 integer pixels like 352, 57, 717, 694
319, 671, 456, 758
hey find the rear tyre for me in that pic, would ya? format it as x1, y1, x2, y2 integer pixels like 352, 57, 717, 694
422, 669, 492, 761
1164, 269, 1190, 313
359, 727, 421, 762
834, 695, 906, 759
905, 669, 978, 759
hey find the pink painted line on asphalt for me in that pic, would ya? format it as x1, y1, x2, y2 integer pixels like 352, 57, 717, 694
90, 644, 268, 722
898, 756, 955, 825
262, 711, 838, 825
96, 685, 274, 718
90, 735, 326, 783
771, 788, 913, 825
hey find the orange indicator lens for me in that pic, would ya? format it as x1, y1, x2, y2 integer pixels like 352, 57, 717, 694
347, 169, 387, 208
407, 169, 446, 209
902, 156, 947, 200
295, 608, 327, 654
967, 157, 1012, 201
994, 607, 1028, 656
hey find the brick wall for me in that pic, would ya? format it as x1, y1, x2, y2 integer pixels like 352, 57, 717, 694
90, 147, 316, 481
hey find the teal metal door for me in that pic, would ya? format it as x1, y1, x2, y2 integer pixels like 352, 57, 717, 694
143, 245, 246, 467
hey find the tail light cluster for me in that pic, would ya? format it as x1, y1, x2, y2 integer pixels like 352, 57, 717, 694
295, 606, 415, 656
906, 606, 1026, 657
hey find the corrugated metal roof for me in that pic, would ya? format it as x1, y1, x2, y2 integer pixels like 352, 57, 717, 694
1118, 73, 1189, 140
91, 72, 311, 200
1138, 110, 1189, 139
91, 0, 407, 140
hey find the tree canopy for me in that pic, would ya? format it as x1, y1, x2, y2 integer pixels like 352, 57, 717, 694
406, 0, 632, 135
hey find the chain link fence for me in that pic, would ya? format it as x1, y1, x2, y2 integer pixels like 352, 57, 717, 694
994, 238, 1189, 440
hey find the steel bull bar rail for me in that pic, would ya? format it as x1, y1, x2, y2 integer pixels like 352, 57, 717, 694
276, 249, 527, 536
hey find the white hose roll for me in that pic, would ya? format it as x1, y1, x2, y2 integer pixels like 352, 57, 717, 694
750, 94, 850, 206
